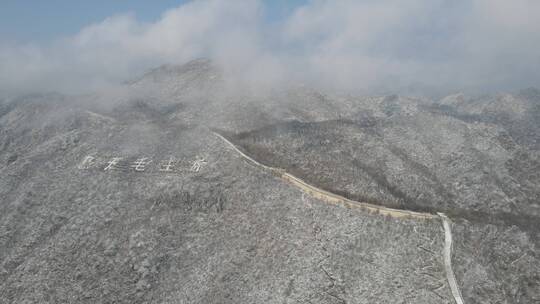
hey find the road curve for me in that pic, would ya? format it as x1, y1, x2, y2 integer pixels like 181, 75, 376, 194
213, 131, 433, 220
438, 213, 465, 304
213, 131, 465, 303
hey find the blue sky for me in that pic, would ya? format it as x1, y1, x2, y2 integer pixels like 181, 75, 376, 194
0, 0, 307, 43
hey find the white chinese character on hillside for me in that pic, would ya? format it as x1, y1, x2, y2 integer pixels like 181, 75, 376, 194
78, 156, 96, 169
159, 157, 176, 172
131, 157, 152, 172
104, 157, 123, 171
190, 156, 207, 173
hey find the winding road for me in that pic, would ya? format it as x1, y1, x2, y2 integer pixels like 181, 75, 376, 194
438, 213, 465, 304
213, 131, 465, 304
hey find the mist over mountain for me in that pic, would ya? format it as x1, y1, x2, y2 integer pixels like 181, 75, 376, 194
1, 0, 540, 303
1, 0, 540, 95
1, 59, 539, 303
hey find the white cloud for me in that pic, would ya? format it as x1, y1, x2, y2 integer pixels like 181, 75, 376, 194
0, 0, 539, 95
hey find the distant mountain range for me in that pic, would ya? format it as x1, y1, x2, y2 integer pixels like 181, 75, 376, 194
1, 59, 538, 303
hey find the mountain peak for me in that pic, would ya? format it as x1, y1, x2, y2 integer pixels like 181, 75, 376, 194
127, 58, 218, 85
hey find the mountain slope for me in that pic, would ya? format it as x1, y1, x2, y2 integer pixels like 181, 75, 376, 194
0, 60, 538, 303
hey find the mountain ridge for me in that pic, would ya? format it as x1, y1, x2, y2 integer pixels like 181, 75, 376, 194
0, 59, 538, 303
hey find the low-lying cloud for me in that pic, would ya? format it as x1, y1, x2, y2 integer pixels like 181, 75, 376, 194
1, 0, 539, 95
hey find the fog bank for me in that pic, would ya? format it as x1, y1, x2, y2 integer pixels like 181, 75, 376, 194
1, 0, 539, 95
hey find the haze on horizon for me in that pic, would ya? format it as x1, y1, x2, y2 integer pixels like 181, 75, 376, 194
1, 0, 539, 96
